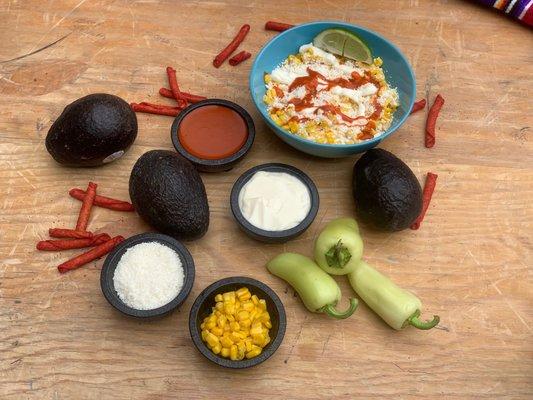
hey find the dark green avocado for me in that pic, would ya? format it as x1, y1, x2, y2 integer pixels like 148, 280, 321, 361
45, 93, 137, 167
353, 149, 422, 231
129, 150, 209, 240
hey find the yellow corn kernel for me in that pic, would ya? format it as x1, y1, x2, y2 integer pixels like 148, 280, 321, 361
252, 334, 265, 346
236, 342, 246, 360
221, 347, 230, 358
210, 326, 223, 336
263, 95, 274, 105
223, 291, 236, 302
240, 318, 252, 329
212, 344, 221, 354
246, 346, 262, 359
264, 320, 272, 329
245, 338, 253, 352
251, 295, 259, 305
226, 314, 235, 322
217, 315, 227, 328
240, 328, 250, 337
201, 330, 208, 341
215, 301, 224, 311
237, 310, 250, 321
236, 287, 250, 297
270, 114, 282, 125
220, 336, 233, 348
264, 74, 272, 83
230, 345, 238, 361
224, 324, 230, 332
262, 335, 271, 347
229, 321, 240, 331
231, 331, 245, 342
224, 304, 235, 315
215, 294, 223, 302
374, 57, 383, 66
205, 320, 216, 330
200, 322, 205, 330
205, 332, 219, 348
237, 292, 251, 302
241, 301, 254, 312
250, 322, 263, 336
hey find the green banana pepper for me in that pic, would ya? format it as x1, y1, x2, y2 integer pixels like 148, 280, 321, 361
314, 218, 364, 275
348, 260, 440, 330
267, 253, 358, 319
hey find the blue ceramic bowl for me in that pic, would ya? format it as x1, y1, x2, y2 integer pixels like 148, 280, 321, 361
249, 21, 416, 158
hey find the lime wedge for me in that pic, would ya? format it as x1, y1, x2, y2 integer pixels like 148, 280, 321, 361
313, 29, 373, 64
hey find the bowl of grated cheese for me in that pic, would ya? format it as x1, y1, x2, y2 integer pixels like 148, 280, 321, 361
249, 21, 416, 158
100, 232, 195, 318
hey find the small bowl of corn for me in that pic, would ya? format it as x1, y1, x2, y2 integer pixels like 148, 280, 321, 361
189, 276, 286, 368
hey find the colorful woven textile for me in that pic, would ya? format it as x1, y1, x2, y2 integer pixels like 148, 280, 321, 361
476, 0, 533, 26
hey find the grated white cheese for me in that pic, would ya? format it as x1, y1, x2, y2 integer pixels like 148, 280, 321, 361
113, 242, 184, 310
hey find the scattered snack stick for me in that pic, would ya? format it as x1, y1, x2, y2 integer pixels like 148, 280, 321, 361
57, 235, 125, 273
69, 189, 135, 212
265, 21, 294, 32
75, 182, 97, 232
36, 233, 111, 251
213, 24, 251, 68
159, 88, 207, 103
229, 50, 252, 66
130, 103, 181, 117
166, 66, 187, 107
411, 172, 438, 230
410, 99, 426, 114
49, 228, 94, 239
425, 94, 444, 148
138, 102, 181, 110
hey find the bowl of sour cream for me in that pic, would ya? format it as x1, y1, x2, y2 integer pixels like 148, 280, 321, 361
230, 163, 319, 243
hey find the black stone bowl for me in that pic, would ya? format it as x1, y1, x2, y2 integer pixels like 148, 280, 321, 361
189, 276, 286, 369
230, 163, 320, 243
100, 232, 195, 319
170, 99, 255, 173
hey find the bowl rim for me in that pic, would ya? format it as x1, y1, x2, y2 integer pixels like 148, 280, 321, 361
170, 99, 255, 168
230, 163, 320, 241
249, 20, 416, 149
100, 232, 195, 318
189, 276, 287, 368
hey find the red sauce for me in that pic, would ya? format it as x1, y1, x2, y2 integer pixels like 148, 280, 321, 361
178, 105, 248, 160
285, 68, 382, 128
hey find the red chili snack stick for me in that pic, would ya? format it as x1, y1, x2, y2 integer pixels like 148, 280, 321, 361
139, 102, 182, 110
57, 235, 125, 273
213, 24, 251, 68
159, 88, 207, 103
411, 172, 438, 230
130, 103, 181, 117
425, 94, 444, 148
49, 228, 94, 239
265, 21, 294, 32
410, 99, 426, 114
69, 189, 135, 212
75, 182, 97, 232
229, 50, 252, 66
166, 66, 187, 107
36, 233, 111, 251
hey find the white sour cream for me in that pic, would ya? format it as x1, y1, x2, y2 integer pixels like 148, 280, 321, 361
238, 171, 311, 231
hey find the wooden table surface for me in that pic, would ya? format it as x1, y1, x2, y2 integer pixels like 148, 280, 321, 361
1, 0, 532, 398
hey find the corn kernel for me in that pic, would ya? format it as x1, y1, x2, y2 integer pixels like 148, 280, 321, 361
220, 336, 233, 348
215, 302, 224, 311
251, 295, 259, 305
264, 74, 272, 83
210, 326, 223, 336
217, 315, 227, 328
264, 320, 272, 329
241, 302, 254, 312
205, 332, 219, 348
231, 331, 245, 341
221, 347, 230, 358
240, 319, 252, 329
214, 293, 223, 302
205, 320, 216, 330
246, 347, 262, 359
237, 310, 249, 321
230, 321, 240, 331
252, 334, 264, 346
223, 291, 235, 302
212, 344, 221, 354
245, 338, 253, 352
230, 345, 238, 361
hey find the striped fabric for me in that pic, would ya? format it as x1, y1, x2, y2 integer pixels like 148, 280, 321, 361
476, 0, 533, 26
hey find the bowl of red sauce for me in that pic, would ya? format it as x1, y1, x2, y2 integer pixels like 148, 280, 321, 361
171, 99, 255, 172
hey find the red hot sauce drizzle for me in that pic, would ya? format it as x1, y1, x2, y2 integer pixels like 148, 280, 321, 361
284, 68, 383, 139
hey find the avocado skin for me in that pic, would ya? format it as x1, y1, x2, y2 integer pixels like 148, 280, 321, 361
45, 93, 137, 167
129, 150, 210, 240
353, 149, 422, 231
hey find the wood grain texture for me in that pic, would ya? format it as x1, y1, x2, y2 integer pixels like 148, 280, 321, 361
1, 0, 532, 398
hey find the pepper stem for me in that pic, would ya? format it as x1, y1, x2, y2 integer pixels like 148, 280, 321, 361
408, 311, 440, 330
321, 298, 358, 319
325, 240, 352, 269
